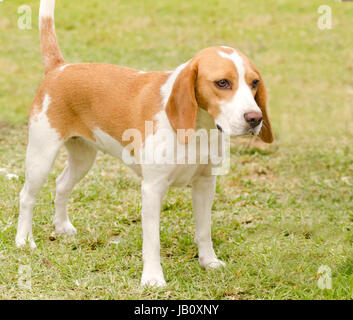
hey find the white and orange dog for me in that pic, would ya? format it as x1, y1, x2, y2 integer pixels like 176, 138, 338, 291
16, 0, 273, 287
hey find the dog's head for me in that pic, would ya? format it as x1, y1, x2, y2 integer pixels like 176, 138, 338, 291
165, 46, 274, 143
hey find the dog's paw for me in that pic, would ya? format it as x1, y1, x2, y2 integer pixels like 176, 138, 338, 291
199, 257, 225, 269
54, 220, 77, 235
15, 235, 37, 249
141, 272, 166, 288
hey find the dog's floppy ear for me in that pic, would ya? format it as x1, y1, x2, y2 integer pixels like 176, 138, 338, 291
165, 61, 198, 144
255, 73, 274, 143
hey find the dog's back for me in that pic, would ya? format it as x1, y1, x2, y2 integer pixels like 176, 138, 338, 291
35, 1, 170, 144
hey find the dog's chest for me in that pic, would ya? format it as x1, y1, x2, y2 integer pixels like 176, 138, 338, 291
141, 111, 222, 187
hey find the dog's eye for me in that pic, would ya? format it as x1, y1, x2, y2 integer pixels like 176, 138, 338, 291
251, 79, 260, 89
215, 79, 231, 89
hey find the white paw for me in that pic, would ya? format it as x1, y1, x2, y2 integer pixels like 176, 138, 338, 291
141, 272, 166, 288
54, 220, 77, 235
15, 236, 37, 249
199, 257, 225, 269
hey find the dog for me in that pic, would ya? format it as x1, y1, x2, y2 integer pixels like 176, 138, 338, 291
16, 0, 274, 287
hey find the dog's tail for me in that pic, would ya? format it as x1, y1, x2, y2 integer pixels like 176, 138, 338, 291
39, 0, 65, 74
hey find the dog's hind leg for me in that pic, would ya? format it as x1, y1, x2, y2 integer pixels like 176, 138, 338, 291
16, 108, 63, 248
54, 138, 96, 235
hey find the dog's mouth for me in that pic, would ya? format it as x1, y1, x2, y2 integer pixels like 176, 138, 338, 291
247, 123, 262, 136
246, 129, 257, 137
216, 123, 253, 136
216, 124, 223, 132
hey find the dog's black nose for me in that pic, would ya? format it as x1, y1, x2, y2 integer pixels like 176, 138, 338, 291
244, 111, 262, 128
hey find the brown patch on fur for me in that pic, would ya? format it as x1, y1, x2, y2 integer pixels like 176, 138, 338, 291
254, 72, 274, 143
40, 17, 65, 74
30, 64, 169, 147
165, 60, 199, 144
195, 47, 239, 119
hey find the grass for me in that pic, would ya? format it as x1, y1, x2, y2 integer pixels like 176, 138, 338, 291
0, 0, 352, 299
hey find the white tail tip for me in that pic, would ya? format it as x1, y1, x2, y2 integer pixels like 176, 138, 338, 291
39, 0, 55, 18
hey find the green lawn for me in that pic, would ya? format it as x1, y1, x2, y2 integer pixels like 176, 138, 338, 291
0, 0, 352, 299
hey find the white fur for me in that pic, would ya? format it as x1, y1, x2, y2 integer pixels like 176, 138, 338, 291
16, 94, 63, 248
39, 0, 55, 20
91, 127, 141, 175
54, 138, 96, 235
216, 50, 262, 136
193, 175, 225, 268
59, 64, 70, 72
92, 128, 128, 159
160, 61, 189, 107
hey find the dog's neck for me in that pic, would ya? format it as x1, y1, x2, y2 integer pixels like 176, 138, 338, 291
195, 107, 216, 132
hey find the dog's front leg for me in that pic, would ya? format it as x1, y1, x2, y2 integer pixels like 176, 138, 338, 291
192, 175, 225, 269
140, 180, 167, 287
